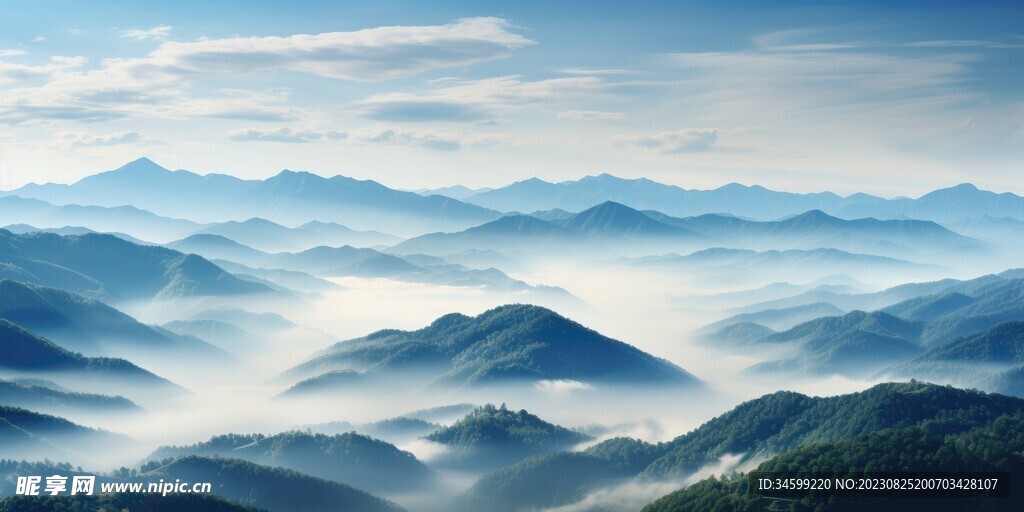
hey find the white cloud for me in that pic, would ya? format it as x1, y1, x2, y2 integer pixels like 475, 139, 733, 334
227, 127, 324, 143
67, 29, 84, 36
533, 379, 595, 395
356, 75, 606, 122
0, 50, 26, 57
142, 17, 531, 81
0, 55, 87, 84
0, 18, 534, 125
120, 25, 174, 41
347, 127, 506, 151
615, 129, 719, 153
31, 36, 45, 43
559, 67, 631, 75
557, 110, 626, 121
52, 130, 151, 149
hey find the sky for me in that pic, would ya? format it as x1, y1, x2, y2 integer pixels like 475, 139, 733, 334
0, 0, 1020, 196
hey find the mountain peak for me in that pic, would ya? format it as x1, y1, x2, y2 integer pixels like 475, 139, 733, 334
112, 157, 169, 174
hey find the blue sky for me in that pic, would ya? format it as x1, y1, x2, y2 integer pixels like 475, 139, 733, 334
0, 1, 1020, 195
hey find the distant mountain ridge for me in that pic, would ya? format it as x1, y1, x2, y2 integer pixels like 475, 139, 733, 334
463, 173, 1024, 223
0, 229, 274, 301
2, 158, 501, 236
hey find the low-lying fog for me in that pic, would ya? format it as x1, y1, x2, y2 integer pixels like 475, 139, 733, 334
97, 260, 928, 472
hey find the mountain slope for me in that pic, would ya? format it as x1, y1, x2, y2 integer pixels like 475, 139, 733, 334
642, 381, 1024, 478
0, 404, 134, 462
0, 379, 141, 417
148, 431, 432, 494
144, 456, 405, 512
642, 413, 1024, 512
424, 404, 592, 470
745, 311, 925, 376
554, 201, 703, 239
0, 279, 227, 360
0, 230, 273, 300
390, 215, 589, 256
284, 304, 701, 389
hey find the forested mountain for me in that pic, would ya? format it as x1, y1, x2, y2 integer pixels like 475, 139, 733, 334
148, 431, 431, 494
0, 405, 134, 462
284, 304, 701, 389
0, 319, 176, 391
144, 456, 405, 512
0, 493, 266, 512
642, 413, 1024, 512
744, 311, 924, 376
0, 379, 141, 416
455, 382, 1024, 511
424, 404, 592, 470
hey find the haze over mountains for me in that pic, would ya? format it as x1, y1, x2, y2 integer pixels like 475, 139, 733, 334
3, 157, 1024, 512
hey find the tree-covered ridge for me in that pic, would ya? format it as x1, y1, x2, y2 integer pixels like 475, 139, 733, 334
641, 414, 1024, 512
0, 319, 171, 388
644, 381, 1024, 479
0, 405, 133, 463
883, 322, 1024, 396
913, 321, 1024, 364
287, 304, 701, 388
147, 431, 431, 494
0, 492, 267, 512
456, 436, 667, 512
0, 379, 140, 415
145, 455, 405, 512
424, 404, 592, 469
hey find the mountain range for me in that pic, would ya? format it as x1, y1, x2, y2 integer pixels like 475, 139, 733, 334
461, 174, 1024, 223
169, 233, 560, 295
2, 158, 500, 236
0, 279, 228, 362
0, 229, 274, 301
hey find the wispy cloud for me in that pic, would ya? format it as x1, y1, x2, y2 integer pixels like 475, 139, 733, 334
140, 17, 531, 81
559, 67, 631, 75
347, 127, 506, 151
0, 55, 87, 84
615, 129, 718, 153
52, 130, 156, 149
356, 75, 606, 122
0, 50, 26, 57
0, 18, 534, 125
227, 127, 346, 143
557, 110, 625, 121
120, 25, 174, 41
